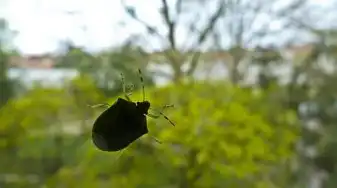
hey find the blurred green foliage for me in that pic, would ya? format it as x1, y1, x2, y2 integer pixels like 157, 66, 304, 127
0, 77, 299, 187
0, 44, 14, 108
56, 44, 154, 98
2, 3, 337, 186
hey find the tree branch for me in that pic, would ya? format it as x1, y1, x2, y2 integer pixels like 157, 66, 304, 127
120, 0, 165, 41
161, 0, 176, 49
186, 0, 225, 76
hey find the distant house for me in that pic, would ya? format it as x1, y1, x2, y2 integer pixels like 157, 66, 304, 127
8, 54, 79, 87
9, 54, 56, 69
147, 44, 324, 85
7, 44, 328, 87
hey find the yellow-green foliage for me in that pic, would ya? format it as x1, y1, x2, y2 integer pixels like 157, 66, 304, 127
0, 75, 104, 147
0, 79, 299, 188
0, 74, 105, 180
66, 81, 298, 187
150, 83, 297, 154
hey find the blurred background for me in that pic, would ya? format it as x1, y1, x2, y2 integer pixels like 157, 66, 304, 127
1, 0, 337, 187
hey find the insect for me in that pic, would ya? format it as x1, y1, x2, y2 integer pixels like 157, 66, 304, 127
90, 69, 175, 152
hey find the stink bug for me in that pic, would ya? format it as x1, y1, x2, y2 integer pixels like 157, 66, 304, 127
90, 69, 175, 152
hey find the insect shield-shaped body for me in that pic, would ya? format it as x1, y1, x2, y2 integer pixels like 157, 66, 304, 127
92, 98, 150, 152
90, 69, 175, 152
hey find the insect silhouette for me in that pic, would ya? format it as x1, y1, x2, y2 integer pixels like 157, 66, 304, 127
90, 69, 175, 152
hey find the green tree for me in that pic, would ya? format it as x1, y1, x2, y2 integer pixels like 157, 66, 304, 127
94, 45, 154, 97
47, 82, 299, 188
56, 43, 154, 98
0, 18, 19, 108
0, 74, 104, 187
0, 43, 13, 108
122, 0, 307, 83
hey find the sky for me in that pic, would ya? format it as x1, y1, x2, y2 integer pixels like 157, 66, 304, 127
1, 0, 167, 54
0, 0, 335, 55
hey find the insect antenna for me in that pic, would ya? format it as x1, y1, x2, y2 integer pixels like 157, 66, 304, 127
138, 68, 145, 102
137, 69, 175, 126
120, 73, 132, 101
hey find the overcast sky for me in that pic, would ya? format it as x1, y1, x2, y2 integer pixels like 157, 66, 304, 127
0, 0, 334, 55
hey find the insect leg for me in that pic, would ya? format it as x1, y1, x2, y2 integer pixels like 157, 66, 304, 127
149, 135, 162, 144
147, 112, 175, 126
114, 149, 125, 162
108, 149, 126, 168
87, 103, 110, 109
146, 113, 160, 118
151, 104, 174, 113
120, 73, 132, 101
138, 69, 145, 101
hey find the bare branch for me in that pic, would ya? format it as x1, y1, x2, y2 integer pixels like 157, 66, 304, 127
120, 0, 165, 41
176, 0, 183, 15
186, 0, 225, 76
288, 16, 325, 39
186, 51, 201, 76
274, 0, 307, 18
161, 0, 176, 49
196, 2, 224, 45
